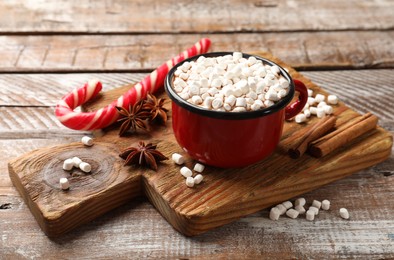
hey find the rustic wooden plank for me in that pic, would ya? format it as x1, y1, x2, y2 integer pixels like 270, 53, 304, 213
1, 140, 393, 258
0, 32, 393, 72
0, 73, 145, 106
1, 0, 393, 33
0, 69, 393, 141
0, 107, 88, 138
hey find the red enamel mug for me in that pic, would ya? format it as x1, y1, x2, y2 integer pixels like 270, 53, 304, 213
165, 52, 308, 168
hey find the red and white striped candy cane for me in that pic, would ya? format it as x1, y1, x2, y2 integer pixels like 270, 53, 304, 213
55, 38, 211, 130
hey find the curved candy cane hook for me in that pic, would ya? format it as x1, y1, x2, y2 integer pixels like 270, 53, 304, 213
55, 38, 211, 130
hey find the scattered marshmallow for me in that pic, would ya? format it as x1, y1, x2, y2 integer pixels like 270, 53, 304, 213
180, 167, 193, 178
193, 163, 205, 173
309, 206, 319, 216
323, 105, 333, 115
295, 113, 307, 123
316, 107, 326, 118
269, 198, 348, 222
296, 90, 339, 124
186, 176, 195, 187
286, 209, 299, 219
194, 174, 204, 184
295, 198, 306, 207
317, 101, 327, 108
72, 157, 82, 168
59, 177, 70, 190
312, 200, 322, 209
172, 153, 185, 165
270, 207, 280, 221
339, 208, 350, 219
79, 162, 91, 173
322, 200, 330, 210
306, 210, 315, 221
304, 109, 311, 118
307, 97, 316, 106
315, 94, 325, 103
327, 95, 339, 105
282, 201, 293, 209
63, 158, 74, 171
309, 107, 317, 115
81, 136, 93, 146
295, 205, 306, 214
275, 204, 287, 215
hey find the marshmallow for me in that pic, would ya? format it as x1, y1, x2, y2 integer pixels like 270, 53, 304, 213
275, 204, 287, 215
295, 205, 306, 214
59, 177, 70, 190
323, 105, 333, 115
79, 162, 91, 173
282, 201, 293, 209
322, 200, 331, 210
309, 206, 319, 216
212, 98, 224, 109
295, 198, 306, 207
72, 157, 82, 168
180, 167, 193, 178
295, 113, 307, 123
270, 207, 280, 221
312, 200, 322, 209
193, 174, 204, 184
81, 136, 93, 146
316, 107, 326, 118
315, 94, 325, 103
172, 153, 185, 165
327, 95, 339, 105
286, 209, 299, 219
339, 208, 350, 219
63, 158, 74, 171
304, 109, 311, 118
186, 176, 195, 187
306, 210, 315, 221
193, 163, 205, 173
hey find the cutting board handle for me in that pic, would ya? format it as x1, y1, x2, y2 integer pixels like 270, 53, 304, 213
285, 79, 308, 120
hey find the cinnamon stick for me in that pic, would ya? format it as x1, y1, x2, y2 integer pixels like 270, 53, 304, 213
288, 116, 337, 159
308, 113, 378, 158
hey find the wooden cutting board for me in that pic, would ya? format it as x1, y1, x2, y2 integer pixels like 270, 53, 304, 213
8, 52, 393, 237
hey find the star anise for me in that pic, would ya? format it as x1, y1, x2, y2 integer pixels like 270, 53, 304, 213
119, 141, 168, 171
115, 100, 151, 136
143, 93, 169, 124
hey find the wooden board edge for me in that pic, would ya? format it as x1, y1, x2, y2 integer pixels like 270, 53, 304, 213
7, 143, 145, 237
143, 129, 392, 236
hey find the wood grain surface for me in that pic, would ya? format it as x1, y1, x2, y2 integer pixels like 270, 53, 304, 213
1, 32, 393, 72
1, 0, 394, 258
1, 0, 393, 33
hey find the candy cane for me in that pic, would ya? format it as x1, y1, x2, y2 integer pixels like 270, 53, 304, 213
55, 38, 211, 130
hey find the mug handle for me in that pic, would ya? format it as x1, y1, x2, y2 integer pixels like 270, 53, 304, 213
285, 79, 308, 120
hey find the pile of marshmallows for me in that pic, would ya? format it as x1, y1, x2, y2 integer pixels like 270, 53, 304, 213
270, 198, 350, 221
172, 52, 290, 112
295, 89, 339, 123
172, 153, 204, 188
59, 136, 94, 190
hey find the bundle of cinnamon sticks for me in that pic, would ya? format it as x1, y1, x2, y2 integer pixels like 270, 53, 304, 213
289, 113, 378, 159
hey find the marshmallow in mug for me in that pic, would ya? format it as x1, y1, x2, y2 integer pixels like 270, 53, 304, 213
172, 52, 290, 112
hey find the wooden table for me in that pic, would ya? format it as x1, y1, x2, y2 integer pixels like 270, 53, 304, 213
1, 1, 393, 258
